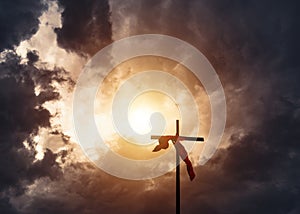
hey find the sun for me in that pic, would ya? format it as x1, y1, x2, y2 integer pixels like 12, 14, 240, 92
128, 91, 180, 139
128, 107, 152, 135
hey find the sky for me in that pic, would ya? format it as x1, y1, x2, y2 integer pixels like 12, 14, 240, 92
0, 0, 300, 213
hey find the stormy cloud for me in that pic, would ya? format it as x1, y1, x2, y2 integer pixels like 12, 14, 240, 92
0, 0, 47, 51
55, 0, 112, 56
0, 51, 69, 210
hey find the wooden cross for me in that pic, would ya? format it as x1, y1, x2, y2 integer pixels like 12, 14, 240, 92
151, 120, 204, 214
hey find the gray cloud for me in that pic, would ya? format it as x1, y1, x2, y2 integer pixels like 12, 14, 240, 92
55, 0, 112, 56
0, 0, 47, 52
0, 51, 71, 209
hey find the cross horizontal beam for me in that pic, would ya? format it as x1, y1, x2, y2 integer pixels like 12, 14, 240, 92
151, 135, 204, 142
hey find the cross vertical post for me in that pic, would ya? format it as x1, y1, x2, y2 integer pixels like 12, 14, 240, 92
176, 120, 180, 214
151, 119, 204, 214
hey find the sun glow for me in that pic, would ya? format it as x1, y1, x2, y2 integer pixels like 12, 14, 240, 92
93, 56, 211, 161
128, 107, 152, 135
94, 89, 182, 159
128, 91, 180, 138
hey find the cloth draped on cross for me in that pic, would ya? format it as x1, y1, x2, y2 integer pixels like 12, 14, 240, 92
152, 136, 195, 181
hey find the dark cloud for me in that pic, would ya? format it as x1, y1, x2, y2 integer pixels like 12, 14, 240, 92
55, 0, 112, 56
0, 197, 18, 214
0, 0, 47, 51
0, 52, 69, 206
26, 50, 39, 65
111, 0, 300, 92
192, 99, 300, 214
9, 161, 178, 214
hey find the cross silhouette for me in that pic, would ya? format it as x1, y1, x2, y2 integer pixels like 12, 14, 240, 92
150, 120, 204, 214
